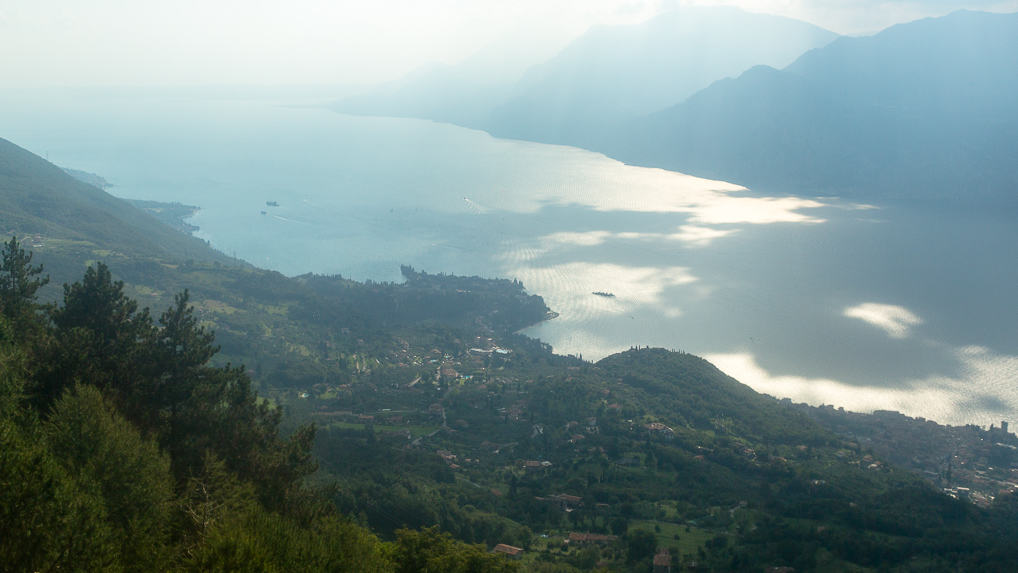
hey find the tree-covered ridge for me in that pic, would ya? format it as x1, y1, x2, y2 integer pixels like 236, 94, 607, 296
0, 236, 519, 572
293, 265, 550, 334
297, 337, 1018, 570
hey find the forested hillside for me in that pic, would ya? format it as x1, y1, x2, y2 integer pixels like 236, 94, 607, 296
6, 138, 1018, 570
0, 137, 234, 279
0, 238, 519, 571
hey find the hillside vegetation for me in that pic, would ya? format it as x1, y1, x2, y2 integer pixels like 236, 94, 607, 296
6, 139, 1018, 570
0, 237, 519, 572
0, 138, 233, 274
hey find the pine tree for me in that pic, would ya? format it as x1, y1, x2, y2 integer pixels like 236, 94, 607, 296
1, 337, 120, 571
53, 261, 151, 354
0, 235, 49, 336
148, 289, 217, 445
46, 384, 175, 571
40, 261, 154, 408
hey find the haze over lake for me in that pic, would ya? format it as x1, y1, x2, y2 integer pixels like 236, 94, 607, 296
4, 90, 1016, 427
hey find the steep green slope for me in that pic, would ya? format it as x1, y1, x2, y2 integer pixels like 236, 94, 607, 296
0, 137, 235, 277
0, 249, 519, 572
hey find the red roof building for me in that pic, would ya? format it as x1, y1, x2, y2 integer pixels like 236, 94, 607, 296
653, 550, 672, 573
492, 543, 523, 559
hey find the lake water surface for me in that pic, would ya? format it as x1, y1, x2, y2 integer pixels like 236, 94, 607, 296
2, 90, 1015, 426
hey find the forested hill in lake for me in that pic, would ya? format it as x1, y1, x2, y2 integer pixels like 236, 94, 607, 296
7, 136, 1018, 569
607, 10, 1018, 205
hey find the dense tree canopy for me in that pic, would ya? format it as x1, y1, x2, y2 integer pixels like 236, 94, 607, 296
0, 238, 515, 571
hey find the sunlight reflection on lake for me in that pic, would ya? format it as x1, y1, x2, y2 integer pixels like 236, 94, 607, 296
2, 91, 1016, 427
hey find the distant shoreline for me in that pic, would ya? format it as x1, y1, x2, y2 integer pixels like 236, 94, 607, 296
126, 199, 201, 234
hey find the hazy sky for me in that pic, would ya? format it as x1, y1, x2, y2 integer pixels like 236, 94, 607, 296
2, 0, 1016, 88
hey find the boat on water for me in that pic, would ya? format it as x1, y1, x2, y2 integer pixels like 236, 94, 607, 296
592, 291, 615, 298
266, 200, 279, 207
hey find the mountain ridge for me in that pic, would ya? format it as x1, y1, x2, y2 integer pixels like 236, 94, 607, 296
608, 9, 1018, 204
335, 6, 838, 149
484, 6, 838, 147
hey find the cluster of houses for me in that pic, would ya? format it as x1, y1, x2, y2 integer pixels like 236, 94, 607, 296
644, 421, 675, 438
522, 459, 554, 473
423, 340, 514, 385
435, 449, 483, 470
24, 233, 45, 248
4, 232, 46, 249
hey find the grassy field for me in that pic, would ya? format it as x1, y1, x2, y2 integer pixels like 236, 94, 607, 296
323, 420, 440, 437
629, 519, 718, 561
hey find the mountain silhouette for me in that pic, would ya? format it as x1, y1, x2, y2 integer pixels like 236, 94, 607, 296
610, 10, 1018, 204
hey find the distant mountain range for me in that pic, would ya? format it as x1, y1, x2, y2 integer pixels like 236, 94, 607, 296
609, 10, 1018, 204
333, 59, 517, 128
336, 9, 1018, 205
483, 7, 837, 148
334, 6, 838, 145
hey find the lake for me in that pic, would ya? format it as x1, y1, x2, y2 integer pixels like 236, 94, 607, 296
2, 89, 1016, 427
